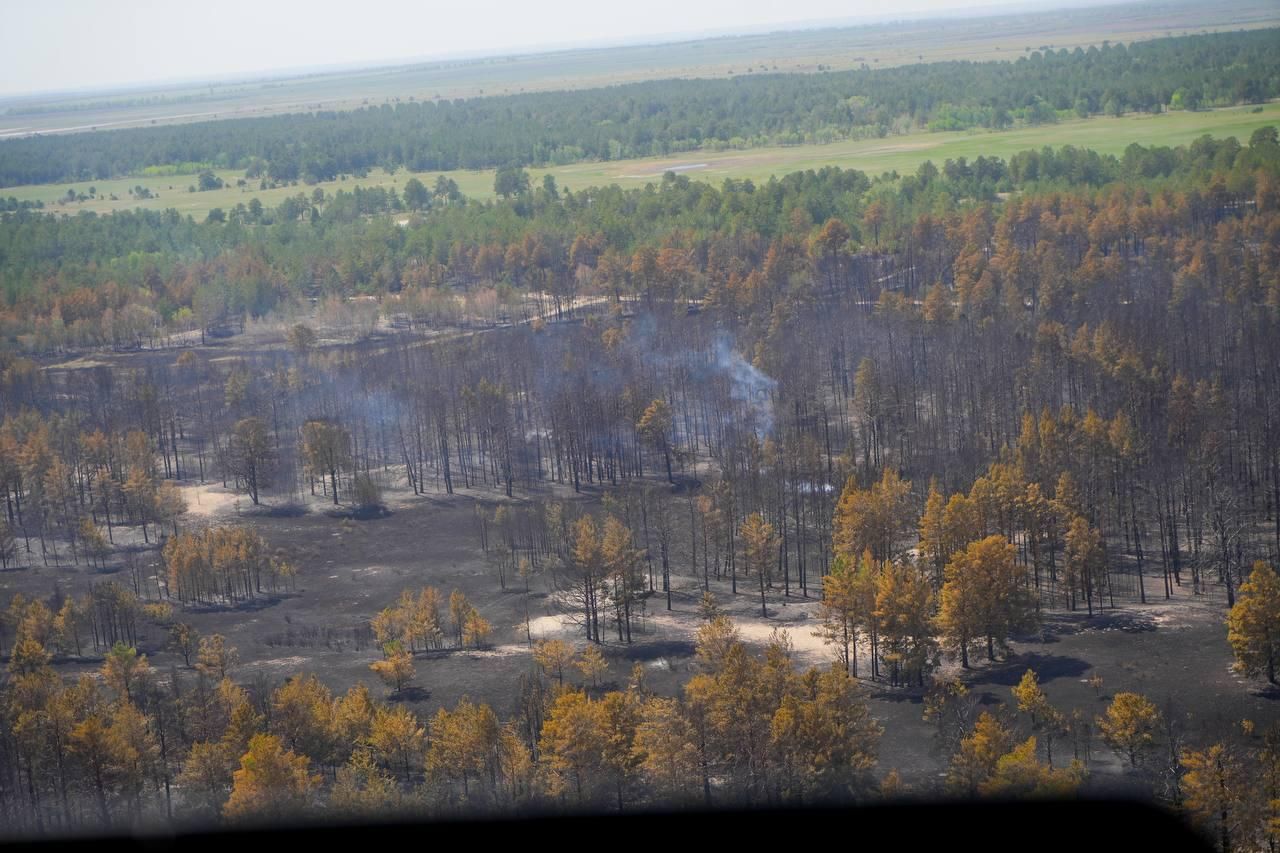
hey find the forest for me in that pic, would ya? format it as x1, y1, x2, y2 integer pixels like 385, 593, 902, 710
0, 123, 1275, 840
0, 16, 1278, 850
0, 29, 1277, 187
1, 131, 1273, 351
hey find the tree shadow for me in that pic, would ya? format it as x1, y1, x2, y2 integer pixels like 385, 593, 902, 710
394, 686, 431, 702
582, 680, 623, 697
977, 652, 1092, 686
867, 687, 926, 704
1251, 683, 1280, 702
255, 503, 310, 518
1041, 610, 1157, 636
670, 476, 703, 494
1098, 613, 1158, 634
187, 593, 296, 614
414, 648, 465, 660
612, 639, 697, 661
419, 494, 470, 508
323, 505, 392, 521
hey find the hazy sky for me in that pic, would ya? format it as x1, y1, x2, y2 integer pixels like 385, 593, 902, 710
1, 0, 1078, 97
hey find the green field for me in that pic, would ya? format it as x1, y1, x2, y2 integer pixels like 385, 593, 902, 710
10, 102, 1277, 220
1, 0, 1275, 140
542, 102, 1280, 190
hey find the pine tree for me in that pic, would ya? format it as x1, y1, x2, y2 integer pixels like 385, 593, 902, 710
874, 561, 938, 687
1180, 743, 1247, 853
919, 479, 948, 587
635, 697, 700, 802
1011, 668, 1065, 766
70, 714, 123, 825
636, 399, 675, 483
168, 623, 199, 667
367, 705, 424, 784
577, 643, 608, 688
330, 749, 403, 817
1098, 692, 1160, 768
938, 535, 1034, 667
270, 674, 338, 764
107, 701, 159, 821
300, 420, 352, 505
538, 690, 607, 804
979, 737, 1085, 798
370, 642, 416, 696
101, 642, 148, 703
196, 634, 238, 680
463, 609, 491, 649
833, 468, 912, 563
695, 614, 743, 674
740, 512, 777, 617
601, 515, 642, 639
1064, 515, 1107, 615
1227, 562, 1280, 685
533, 639, 575, 687
815, 556, 861, 676
947, 712, 1013, 795
598, 691, 642, 811
769, 667, 881, 801
567, 515, 604, 642
223, 734, 320, 822
177, 741, 233, 819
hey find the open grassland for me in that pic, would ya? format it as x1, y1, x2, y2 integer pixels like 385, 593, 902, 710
541, 102, 1280, 188
11, 101, 1279, 219
1, 0, 1275, 139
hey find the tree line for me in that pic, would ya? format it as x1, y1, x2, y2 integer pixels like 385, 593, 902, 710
0, 30, 1275, 186
1, 129, 1274, 353
2, 584, 1278, 841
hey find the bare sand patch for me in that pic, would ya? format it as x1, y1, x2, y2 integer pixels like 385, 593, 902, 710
731, 614, 831, 666
254, 655, 311, 669
44, 355, 111, 371
462, 645, 530, 660
531, 602, 835, 668
177, 483, 243, 518
528, 613, 579, 640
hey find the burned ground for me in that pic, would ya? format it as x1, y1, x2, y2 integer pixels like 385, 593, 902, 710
5, 468, 1273, 793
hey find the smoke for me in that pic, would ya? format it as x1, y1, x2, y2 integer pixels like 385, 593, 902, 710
617, 314, 779, 438
713, 333, 776, 438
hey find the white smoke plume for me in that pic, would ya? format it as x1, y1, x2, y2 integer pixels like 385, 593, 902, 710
714, 334, 777, 437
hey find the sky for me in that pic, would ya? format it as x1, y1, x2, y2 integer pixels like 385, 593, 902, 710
0, 0, 1102, 98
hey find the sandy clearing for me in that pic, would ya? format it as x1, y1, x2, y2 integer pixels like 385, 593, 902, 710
177, 483, 243, 518
43, 355, 111, 370
253, 655, 311, 668
530, 603, 838, 667
528, 613, 579, 640
465, 645, 531, 660
730, 615, 831, 665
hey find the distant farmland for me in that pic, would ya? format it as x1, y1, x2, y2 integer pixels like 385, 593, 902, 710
10, 101, 1279, 220
0, 0, 1275, 140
